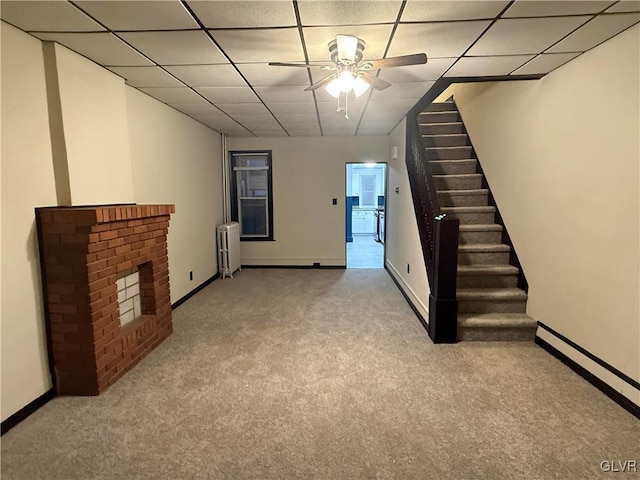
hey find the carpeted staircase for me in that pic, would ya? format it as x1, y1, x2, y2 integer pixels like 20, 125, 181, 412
419, 100, 537, 341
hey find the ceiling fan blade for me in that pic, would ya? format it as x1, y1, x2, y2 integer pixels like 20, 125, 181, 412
363, 53, 428, 70
360, 72, 391, 91
304, 74, 336, 92
269, 61, 334, 69
336, 34, 358, 63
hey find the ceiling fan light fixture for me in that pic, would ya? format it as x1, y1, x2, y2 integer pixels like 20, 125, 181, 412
324, 78, 342, 98
352, 76, 370, 97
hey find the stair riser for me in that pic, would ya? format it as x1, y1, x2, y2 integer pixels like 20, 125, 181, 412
419, 112, 460, 123
458, 251, 510, 265
420, 123, 465, 135
458, 230, 502, 243
446, 212, 495, 224
434, 176, 482, 190
424, 103, 456, 112
426, 147, 474, 160
458, 327, 536, 342
430, 161, 477, 175
457, 275, 518, 289
458, 300, 527, 314
422, 135, 469, 147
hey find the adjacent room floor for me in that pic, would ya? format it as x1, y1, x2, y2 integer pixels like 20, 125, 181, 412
1, 269, 637, 479
347, 234, 384, 268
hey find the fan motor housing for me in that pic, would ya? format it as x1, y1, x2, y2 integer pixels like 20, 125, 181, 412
328, 37, 366, 65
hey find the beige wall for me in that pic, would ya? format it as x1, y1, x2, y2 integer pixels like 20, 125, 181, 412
1, 24, 225, 420
452, 24, 639, 404
49, 43, 134, 205
126, 87, 224, 303
1, 23, 58, 421
226, 135, 390, 266
386, 119, 430, 320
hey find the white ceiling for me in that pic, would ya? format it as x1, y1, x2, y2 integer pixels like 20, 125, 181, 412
2, 0, 638, 137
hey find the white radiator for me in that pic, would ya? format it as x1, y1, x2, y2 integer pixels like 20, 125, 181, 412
217, 222, 241, 279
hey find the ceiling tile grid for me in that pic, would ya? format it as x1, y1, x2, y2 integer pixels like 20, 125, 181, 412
1, 0, 637, 137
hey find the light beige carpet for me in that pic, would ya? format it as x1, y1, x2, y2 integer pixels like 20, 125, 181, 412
1, 269, 638, 479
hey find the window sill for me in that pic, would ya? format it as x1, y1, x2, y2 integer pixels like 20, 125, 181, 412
240, 237, 275, 242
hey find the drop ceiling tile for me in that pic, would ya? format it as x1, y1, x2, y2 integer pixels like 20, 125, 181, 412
163, 65, 245, 87
107, 66, 184, 87
118, 31, 227, 65
33, 32, 153, 66
195, 86, 260, 103
321, 127, 357, 137
379, 58, 457, 82
298, 1, 403, 26
303, 25, 394, 62
74, 1, 198, 30
366, 99, 419, 114
265, 102, 318, 114
368, 82, 434, 102
279, 119, 320, 129
228, 114, 281, 127
388, 21, 491, 58
402, 1, 510, 21
237, 63, 311, 87
318, 95, 368, 116
187, 1, 296, 28
139, 87, 204, 104
319, 110, 363, 127
360, 110, 406, 124
503, 1, 614, 17
191, 112, 236, 123
286, 127, 322, 137
251, 129, 289, 137
445, 55, 535, 76
511, 52, 581, 74
215, 103, 271, 115
211, 28, 304, 63
273, 113, 319, 124
317, 103, 365, 119
547, 13, 640, 52
467, 16, 591, 55
254, 86, 316, 103
0, 1, 105, 32
606, 1, 640, 13
170, 101, 222, 115
225, 130, 256, 137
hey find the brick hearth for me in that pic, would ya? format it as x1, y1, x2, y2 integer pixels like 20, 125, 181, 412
36, 204, 175, 395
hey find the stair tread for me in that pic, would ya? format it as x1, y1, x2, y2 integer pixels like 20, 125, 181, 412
458, 264, 519, 275
419, 121, 463, 126
457, 288, 528, 301
438, 188, 487, 195
459, 224, 502, 232
422, 133, 467, 138
442, 206, 495, 213
430, 159, 476, 164
459, 243, 510, 252
433, 173, 481, 178
425, 146, 472, 150
458, 313, 537, 329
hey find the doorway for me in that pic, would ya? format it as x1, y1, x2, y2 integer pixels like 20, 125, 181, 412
346, 163, 387, 268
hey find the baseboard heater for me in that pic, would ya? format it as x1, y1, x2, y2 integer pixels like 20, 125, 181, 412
217, 222, 241, 278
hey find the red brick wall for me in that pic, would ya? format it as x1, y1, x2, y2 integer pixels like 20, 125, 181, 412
36, 204, 175, 395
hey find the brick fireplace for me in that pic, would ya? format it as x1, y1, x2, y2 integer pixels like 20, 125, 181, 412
36, 204, 175, 395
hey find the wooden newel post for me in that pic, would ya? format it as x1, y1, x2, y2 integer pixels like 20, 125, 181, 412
428, 216, 459, 343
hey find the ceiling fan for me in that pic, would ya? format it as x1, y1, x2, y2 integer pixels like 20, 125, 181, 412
269, 34, 427, 118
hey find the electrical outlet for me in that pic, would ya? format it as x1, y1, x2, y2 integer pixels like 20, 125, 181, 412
332, 198, 337, 205
407, 263, 410, 274
189, 271, 193, 281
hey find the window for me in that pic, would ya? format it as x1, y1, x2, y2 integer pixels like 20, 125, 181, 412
230, 151, 274, 241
